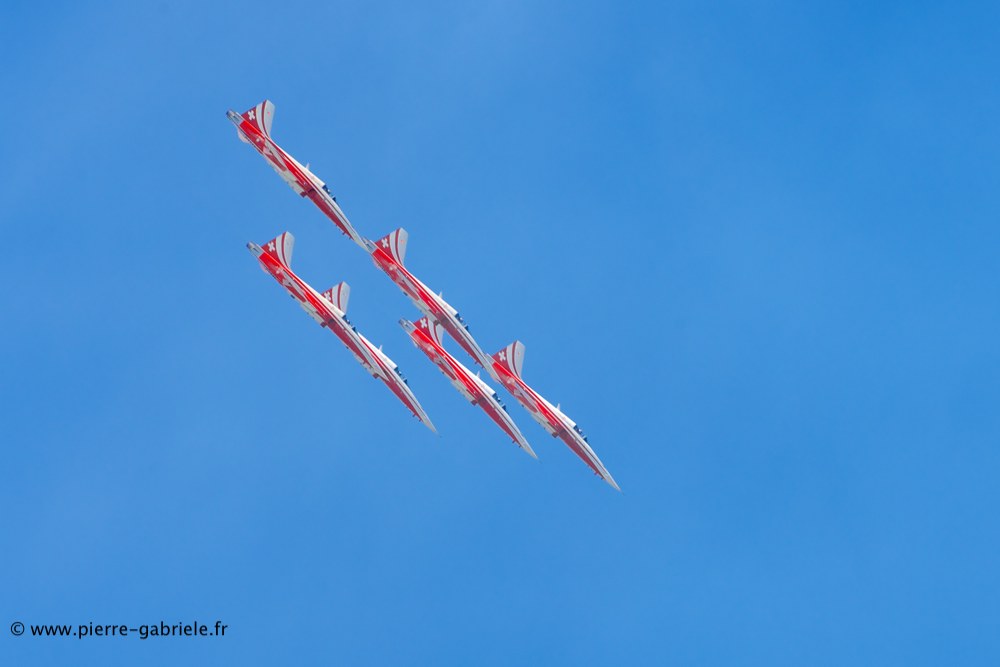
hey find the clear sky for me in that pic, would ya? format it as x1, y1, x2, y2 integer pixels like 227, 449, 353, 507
2, 1, 999, 664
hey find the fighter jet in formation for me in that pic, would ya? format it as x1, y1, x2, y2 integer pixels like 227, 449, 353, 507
229, 100, 621, 489
228, 100, 367, 249
490, 341, 620, 491
248, 231, 435, 432
401, 316, 536, 459
367, 228, 494, 370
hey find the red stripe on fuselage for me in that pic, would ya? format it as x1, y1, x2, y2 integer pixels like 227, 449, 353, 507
490, 362, 605, 477
371, 250, 443, 321
409, 326, 522, 443
411, 327, 479, 399
238, 123, 359, 242
371, 248, 487, 367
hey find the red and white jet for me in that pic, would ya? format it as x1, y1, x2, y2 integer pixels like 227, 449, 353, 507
228, 100, 366, 249
401, 317, 536, 459
249, 231, 436, 433
367, 228, 493, 370
490, 342, 620, 490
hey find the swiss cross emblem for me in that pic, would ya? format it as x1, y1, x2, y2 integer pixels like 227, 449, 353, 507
248, 109, 256, 120
267, 241, 276, 252
419, 319, 427, 328
499, 350, 506, 361
381, 238, 389, 248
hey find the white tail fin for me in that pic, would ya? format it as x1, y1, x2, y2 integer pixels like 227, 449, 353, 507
237, 100, 275, 142
257, 231, 294, 267
493, 341, 525, 379
414, 316, 445, 347
373, 228, 408, 265
322, 282, 351, 313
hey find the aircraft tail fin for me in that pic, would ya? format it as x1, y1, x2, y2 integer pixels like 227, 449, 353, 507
493, 341, 526, 379
414, 316, 446, 348
374, 228, 408, 266
322, 282, 350, 313
256, 231, 294, 267
238, 100, 275, 141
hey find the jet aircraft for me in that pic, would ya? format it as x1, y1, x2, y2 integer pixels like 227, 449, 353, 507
248, 231, 435, 432
490, 341, 619, 490
367, 228, 494, 370
401, 317, 536, 459
228, 100, 367, 249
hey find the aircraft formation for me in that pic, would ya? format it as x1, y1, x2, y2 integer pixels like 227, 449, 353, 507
228, 100, 620, 491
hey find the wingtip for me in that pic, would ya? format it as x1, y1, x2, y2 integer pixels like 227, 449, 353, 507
605, 475, 622, 492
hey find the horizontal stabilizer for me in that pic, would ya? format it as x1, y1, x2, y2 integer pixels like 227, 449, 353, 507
258, 231, 294, 267
493, 341, 525, 379
373, 228, 408, 265
322, 282, 350, 313
239, 100, 275, 140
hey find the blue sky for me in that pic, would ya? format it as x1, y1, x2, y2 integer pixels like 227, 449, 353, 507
2, 1, 999, 664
